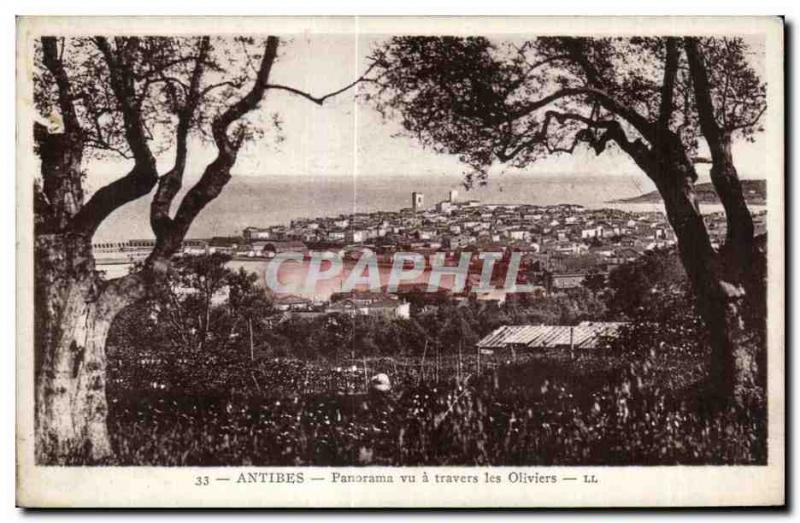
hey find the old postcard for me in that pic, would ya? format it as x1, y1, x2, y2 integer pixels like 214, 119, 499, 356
16, 16, 785, 508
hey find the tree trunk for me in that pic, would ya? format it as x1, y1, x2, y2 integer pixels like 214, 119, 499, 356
34, 233, 140, 462
31, 35, 284, 463
653, 158, 759, 405
683, 38, 755, 280
708, 135, 755, 279
35, 280, 112, 461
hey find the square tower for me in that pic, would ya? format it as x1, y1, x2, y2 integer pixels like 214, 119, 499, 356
412, 192, 424, 212
449, 189, 458, 203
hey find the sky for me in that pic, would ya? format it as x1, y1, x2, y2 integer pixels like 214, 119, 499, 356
84, 34, 770, 197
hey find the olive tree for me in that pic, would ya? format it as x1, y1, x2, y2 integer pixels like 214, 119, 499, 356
32, 35, 368, 461
365, 36, 767, 404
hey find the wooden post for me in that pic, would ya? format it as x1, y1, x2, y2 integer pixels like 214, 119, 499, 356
436, 346, 440, 383
570, 326, 575, 360
248, 318, 254, 361
458, 340, 462, 385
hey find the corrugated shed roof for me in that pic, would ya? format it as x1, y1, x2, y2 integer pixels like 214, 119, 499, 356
477, 322, 626, 350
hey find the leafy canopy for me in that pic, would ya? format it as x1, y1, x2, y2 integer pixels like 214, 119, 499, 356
366, 36, 766, 186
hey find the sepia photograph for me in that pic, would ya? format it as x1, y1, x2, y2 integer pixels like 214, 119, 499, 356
15, 15, 785, 508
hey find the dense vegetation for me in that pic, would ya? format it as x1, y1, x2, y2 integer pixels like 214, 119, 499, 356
98, 351, 764, 466
85, 251, 768, 466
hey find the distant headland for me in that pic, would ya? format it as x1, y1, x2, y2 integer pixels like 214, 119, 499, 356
609, 179, 766, 205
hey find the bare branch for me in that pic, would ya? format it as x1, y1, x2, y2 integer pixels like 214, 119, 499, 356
265, 60, 380, 105
729, 105, 767, 132
201, 80, 245, 96
139, 75, 191, 101
133, 55, 201, 81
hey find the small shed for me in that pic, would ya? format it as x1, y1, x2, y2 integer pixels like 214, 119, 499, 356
476, 321, 626, 353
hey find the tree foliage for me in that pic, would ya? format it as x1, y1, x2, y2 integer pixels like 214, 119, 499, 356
366, 34, 768, 404
115, 254, 273, 355
581, 269, 607, 296
366, 36, 765, 185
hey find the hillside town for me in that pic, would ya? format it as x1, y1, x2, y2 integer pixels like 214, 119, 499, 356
93, 190, 768, 309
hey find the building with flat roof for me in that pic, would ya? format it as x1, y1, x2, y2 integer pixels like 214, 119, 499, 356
477, 321, 626, 352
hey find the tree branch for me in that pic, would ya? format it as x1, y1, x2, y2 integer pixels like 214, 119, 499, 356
541, 111, 620, 156
40, 37, 81, 138
504, 53, 572, 95
658, 37, 680, 131
69, 37, 160, 237
149, 37, 211, 239
500, 86, 655, 144
685, 37, 755, 273
148, 36, 281, 262
560, 38, 656, 142
265, 60, 379, 106
496, 109, 621, 162
36, 37, 86, 232
201, 80, 245, 96
729, 105, 767, 132
93, 37, 157, 168
542, 110, 654, 173
685, 37, 723, 158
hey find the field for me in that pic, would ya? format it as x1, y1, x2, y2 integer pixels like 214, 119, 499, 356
98, 344, 767, 466
80, 248, 767, 467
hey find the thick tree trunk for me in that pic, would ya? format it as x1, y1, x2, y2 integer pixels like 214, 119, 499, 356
34, 233, 137, 463
35, 280, 113, 461
653, 158, 759, 405
683, 38, 756, 280
31, 35, 282, 463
